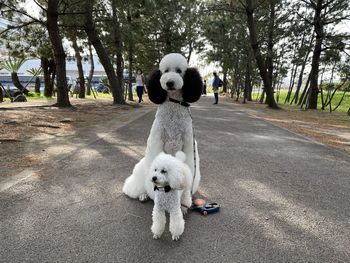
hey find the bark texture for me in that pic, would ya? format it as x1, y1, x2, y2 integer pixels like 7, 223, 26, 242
84, 0, 124, 104
245, 0, 279, 109
87, 43, 94, 96
41, 57, 55, 97
47, 0, 71, 107
72, 35, 86, 98
308, 0, 324, 109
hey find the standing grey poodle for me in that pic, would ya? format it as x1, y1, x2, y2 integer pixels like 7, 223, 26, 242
150, 151, 192, 240
122, 53, 203, 203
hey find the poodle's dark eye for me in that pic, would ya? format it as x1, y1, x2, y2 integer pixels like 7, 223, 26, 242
176, 68, 182, 74
154, 169, 157, 172
164, 69, 169, 73
161, 169, 166, 174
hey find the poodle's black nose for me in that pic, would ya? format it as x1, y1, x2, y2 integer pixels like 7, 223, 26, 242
166, 80, 174, 88
152, 176, 157, 182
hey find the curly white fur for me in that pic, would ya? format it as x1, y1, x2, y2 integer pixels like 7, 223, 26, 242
150, 152, 192, 240
122, 53, 201, 202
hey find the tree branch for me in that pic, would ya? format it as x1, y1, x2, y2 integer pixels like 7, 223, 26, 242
294, 11, 313, 25
300, 0, 316, 8
33, 0, 48, 12
0, 21, 38, 36
1, 4, 45, 25
324, 15, 350, 25
322, 0, 337, 9
237, 0, 246, 9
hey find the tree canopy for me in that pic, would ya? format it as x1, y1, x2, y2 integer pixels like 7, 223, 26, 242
0, 0, 349, 111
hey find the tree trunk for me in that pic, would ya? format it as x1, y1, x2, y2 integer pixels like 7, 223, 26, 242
187, 41, 193, 64
11, 72, 29, 95
72, 35, 85, 99
112, 0, 125, 104
41, 57, 51, 97
292, 53, 311, 104
87, 43, 94, 96
0, 86, 3, 102
35, 76, 41, 94
298, 73, 311, 106
84, 0, 123, 104
42, 57, 56, 97
266, 1, 275, 91
127, 59, 133, 101
308, 0, 324, 110
285, 64, 296, 103
50, 65, 56, 96
243, 58, 251, 103
127, 5, 133, 101
223, 68, 228, 93
245, 0, 279, 109
247, 84, 253, 101
47, 0, 70, 107
272, 46, 285, 93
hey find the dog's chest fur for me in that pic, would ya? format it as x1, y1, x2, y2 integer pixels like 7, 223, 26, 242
154, 190, 181, 213
156, 101, 192, 155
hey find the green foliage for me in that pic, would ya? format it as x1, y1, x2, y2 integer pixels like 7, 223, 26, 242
1, 0, 349, 111
101, 76, 109, 84
27, 67, 43, 77
27, 91, 38, 97
116, 0, 204, 73
1, 57, 26, 73
320, 82, 350, 92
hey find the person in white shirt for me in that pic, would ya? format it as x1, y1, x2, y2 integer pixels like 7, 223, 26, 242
135, 69, 146, 103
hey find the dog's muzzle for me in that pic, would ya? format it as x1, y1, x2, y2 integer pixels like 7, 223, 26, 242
166, 81, 175, 90
160, 72, 183, 91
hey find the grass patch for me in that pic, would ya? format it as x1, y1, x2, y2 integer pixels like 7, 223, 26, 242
251, 90, 350, 113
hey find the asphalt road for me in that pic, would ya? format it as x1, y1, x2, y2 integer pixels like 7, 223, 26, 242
1, 96, 349, 263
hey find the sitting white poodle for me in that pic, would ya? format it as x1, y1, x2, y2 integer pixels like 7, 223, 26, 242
150, 151, 192, 241
123, 53, 203, 202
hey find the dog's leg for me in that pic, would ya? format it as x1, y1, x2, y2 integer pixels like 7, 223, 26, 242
151, 208, 166, 239
169, 209, 185, 241
181, 190, 192, 215
123, 158, 148, 200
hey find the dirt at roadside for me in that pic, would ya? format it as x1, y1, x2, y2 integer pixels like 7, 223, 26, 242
224, 97, 350, 154
0, 98, 152, 177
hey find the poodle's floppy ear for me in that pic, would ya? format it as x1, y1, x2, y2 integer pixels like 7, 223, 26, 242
182, 67, 203, 103
147, 69, 167, 104
168, 169, 185, 190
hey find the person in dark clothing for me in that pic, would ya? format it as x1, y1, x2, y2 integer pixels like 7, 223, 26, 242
135, 69, 146, 103
212, 72, 222, 104
202, 80, 207, 95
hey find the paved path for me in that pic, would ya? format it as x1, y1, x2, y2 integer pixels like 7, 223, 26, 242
1, 97, 349, 263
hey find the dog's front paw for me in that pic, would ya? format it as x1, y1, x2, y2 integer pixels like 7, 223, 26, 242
181, 206, 188, 215
172, 235, 181, 241
153, 234, 161, 239
138, 193, 149, 202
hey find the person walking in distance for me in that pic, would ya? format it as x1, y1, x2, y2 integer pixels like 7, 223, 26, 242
202, 80, 207, 95
212, 72, 222, 104
136, 69, 146, 103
